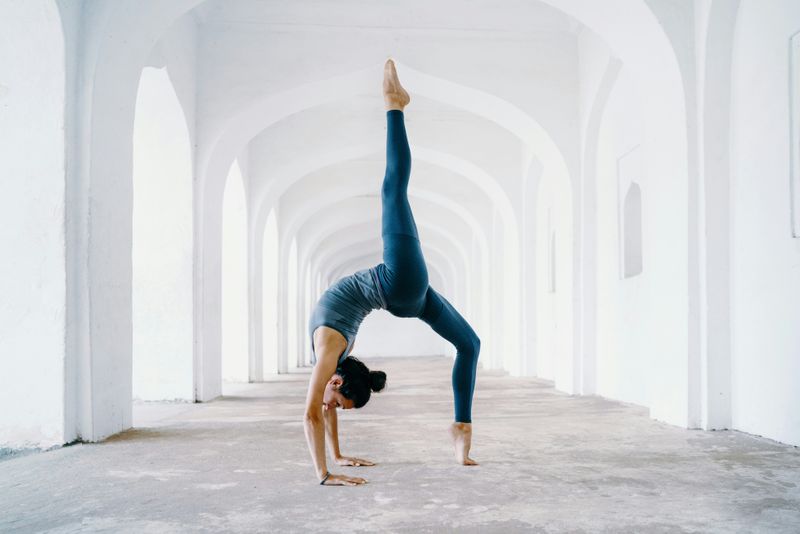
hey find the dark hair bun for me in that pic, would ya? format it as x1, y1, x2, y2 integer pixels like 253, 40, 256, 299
369, 370, 387, 392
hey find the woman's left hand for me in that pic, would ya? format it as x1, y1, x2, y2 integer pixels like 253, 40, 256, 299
335, 456, 375, 467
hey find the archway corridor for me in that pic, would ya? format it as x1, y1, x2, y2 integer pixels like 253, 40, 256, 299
1, 0, 800, 531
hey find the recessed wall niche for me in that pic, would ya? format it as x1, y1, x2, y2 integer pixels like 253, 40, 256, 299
617, 146, 644, 279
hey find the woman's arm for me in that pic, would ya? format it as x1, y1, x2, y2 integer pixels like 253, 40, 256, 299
324, 406, 376, 467
303, 334, 366, 486
322, 403, 342, 460
302, 357, 332, 481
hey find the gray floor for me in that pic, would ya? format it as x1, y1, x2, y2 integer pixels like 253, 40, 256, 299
2, 356, 799, 533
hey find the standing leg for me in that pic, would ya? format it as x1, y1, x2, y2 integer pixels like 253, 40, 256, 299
418, 286, 480, 465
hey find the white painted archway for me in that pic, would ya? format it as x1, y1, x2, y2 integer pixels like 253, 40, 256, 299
132, 66, 194, 401
52, 0, 696, 444
222, 160, 249, 383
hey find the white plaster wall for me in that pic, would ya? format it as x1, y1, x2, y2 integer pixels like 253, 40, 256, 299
535, 170, 574, 389
132, 66, 194, 401
355, 310, 451, 358
594, 66, 650, 409
0, 0, 66, 449
593, 58, 690, 426
730, 0, 800, 446
578, 30, 613, 144
154, 16, 199, 147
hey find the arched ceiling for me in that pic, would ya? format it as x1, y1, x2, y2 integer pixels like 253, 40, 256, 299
301, 212, 473, 277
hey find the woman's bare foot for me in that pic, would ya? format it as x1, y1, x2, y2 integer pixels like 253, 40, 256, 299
450, 422, 478, 466
383, 59, 410, 111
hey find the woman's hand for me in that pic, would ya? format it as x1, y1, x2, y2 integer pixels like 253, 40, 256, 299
335, 456, 375, 467
321, 473, 368, 486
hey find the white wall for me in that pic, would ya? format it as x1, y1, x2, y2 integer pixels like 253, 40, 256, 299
730, 0, 800, 446
592, 56, 690, 427
0, 0, 66, 450
594, 65, 651, 409
535, 170, 573, 389
355, 310, 450, 358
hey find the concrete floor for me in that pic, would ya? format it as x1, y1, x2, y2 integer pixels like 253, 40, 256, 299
2, 356, 799, 533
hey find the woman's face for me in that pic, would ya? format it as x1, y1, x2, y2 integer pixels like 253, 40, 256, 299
323, 375, 355, 411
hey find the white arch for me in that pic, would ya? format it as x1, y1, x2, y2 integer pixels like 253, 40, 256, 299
69, 0, 692, 441
203, 65, 553, 382
132, 66, 194, 401
538, 0, 691, 427
308, 226, 465, 303
222, 160, 249, 383
264, 145, 493, 319
575, 55, 622, 395
299, 235, 459, 367
201, 62, 569, 202
63, 0, 205, 441
261, 143, 516, 373
288, 187, 490, 353
301, 210, 474, 315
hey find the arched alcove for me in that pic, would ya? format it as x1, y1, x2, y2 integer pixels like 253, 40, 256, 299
622, 182, 643, 278
222, 159, 249, 384
132, 66, 194, 401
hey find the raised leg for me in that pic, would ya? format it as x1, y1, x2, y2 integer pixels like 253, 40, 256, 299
377, 62, 429, 311
381, 109, 418, 240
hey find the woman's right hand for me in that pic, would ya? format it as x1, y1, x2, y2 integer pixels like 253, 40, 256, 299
321, 473, 367, 486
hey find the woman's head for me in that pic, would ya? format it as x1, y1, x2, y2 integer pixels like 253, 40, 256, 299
323, 356, 386, 410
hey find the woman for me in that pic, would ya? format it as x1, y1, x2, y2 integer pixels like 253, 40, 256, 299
303, 59, 481, 486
